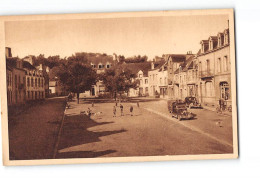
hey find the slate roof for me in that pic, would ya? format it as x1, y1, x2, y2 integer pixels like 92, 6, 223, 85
167, 54, 187, 62
120, 62, 152, 76
23, 61, 36, 70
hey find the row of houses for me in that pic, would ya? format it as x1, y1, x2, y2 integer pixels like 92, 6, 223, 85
6, 48, 46, 106
133, 28, 231, 108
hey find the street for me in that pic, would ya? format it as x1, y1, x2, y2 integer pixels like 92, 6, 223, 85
55, 98, 233, 159
7, 97, 233, 160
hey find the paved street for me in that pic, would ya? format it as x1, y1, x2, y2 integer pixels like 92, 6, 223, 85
8, 97, 66, 160
55, 98, 233, 159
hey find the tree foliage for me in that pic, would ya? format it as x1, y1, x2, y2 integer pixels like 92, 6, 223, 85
100, 66, 138, 100
56, 56, 97, 103
124, 55, 148, 63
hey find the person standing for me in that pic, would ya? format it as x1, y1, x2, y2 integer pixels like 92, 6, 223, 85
113, 105, 116, 117
87, 107, 91, 118
120, 104, 124, 116
130, 105, 133, 116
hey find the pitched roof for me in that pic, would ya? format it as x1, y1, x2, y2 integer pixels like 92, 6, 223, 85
120, 62, 152, 76
167, 54, 187, 62
23, 61, 36, 70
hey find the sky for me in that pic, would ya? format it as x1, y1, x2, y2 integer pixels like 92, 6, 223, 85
5, 14, 229, 59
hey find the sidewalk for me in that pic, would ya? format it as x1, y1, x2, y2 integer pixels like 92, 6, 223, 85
202, 105, 232, 117
138, 100, 233, 147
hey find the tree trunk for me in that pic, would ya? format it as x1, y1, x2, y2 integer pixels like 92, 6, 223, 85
77, 92, 80, 104
114, 91, 117, 101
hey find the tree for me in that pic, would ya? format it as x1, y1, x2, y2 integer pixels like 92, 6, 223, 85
57, 57, 97, 104
101, 66, 138, 101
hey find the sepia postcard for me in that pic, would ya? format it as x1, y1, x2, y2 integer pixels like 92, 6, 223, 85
0, 9, 238, 166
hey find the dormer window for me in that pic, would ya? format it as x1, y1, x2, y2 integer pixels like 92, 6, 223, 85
106, 63, 111, 68
224, 29, 229, 45
209, 39, 213, 51
217, 33, 224, 47
98, 63, 103, 69
200, 40, 209, 53
91, 63, 96, 68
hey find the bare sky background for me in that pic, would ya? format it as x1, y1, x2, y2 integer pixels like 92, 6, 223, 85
5, 15, 229, 59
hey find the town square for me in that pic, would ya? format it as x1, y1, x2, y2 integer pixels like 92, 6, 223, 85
4, 14, 234, 160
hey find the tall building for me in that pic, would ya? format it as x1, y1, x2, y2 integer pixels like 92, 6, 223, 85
196, 28, 231, 108
166, 53, 194, 100
6, 57, 26, 106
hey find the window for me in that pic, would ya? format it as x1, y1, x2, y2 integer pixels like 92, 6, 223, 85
31, 78, 34, 87
220, 82, 230, 100
205, 81, 213, 97
139, 74, 142, 78
218, 58, 221, 73
27, 78, 30, 87
18, 75, 21, 85
15, 75, 17, 88
206, 60, 210, 72
106, 64, 110, 68
38, 78, 40, 87
145, 79, 148, 84
98, 64, 103, 69
35, 78, 37, 87
224, 56, 228, 72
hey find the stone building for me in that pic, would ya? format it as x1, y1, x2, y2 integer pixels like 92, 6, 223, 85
166, 53, 194, 100
23, 61, 45, 100
80, 54, 116, 98
196, 28, 231, 107
148, 59, 167, 98
6, 58, 26, 106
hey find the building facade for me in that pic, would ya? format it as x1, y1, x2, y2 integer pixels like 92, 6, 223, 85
6, 58, 26, 106
148, 60, 168, 98
166, 54, 194, 100
196, 29, 231, 107
23, 61, 45, 100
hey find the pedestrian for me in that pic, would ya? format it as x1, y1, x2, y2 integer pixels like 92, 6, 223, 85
120, 104, 124, 116
113, 105, 116, 117
87, 107, 91, 118
137, 101, 139, 107
130, 105, 133, 116
92, 102, 94, 107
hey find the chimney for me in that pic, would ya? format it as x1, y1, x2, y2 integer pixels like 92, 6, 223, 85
39, 64, 43, 71
5, 47, 12, 58
151, 61, 155, 70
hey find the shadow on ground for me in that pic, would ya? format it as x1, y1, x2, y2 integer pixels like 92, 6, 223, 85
55, 114, 126, 158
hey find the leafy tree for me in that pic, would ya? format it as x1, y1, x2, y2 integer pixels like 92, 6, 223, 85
101, 66, 138, 101
57, 56, 97, 104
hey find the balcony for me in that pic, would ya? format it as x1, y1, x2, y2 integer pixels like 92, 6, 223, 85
199, 71, 214, 78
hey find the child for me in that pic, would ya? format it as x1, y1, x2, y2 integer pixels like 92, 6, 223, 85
113, 106, 116, 117
130, 105, 133, 116
87, 107, 91, 118
120, 104, 124, 116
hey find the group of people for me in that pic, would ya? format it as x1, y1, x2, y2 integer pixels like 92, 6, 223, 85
113, 104, 134, 117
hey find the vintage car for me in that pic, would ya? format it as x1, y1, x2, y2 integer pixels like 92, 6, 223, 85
184, 96, 202, 109
167, 100, 195, 120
